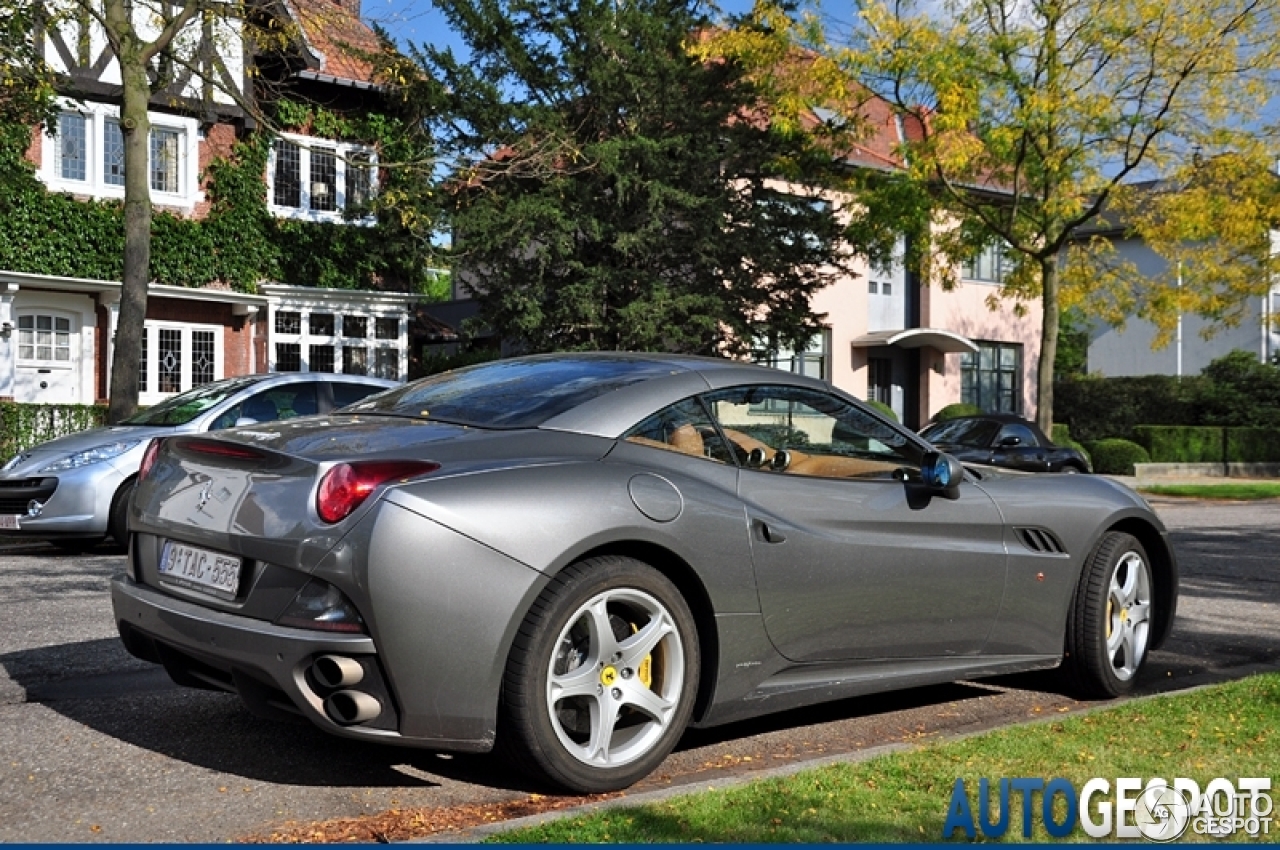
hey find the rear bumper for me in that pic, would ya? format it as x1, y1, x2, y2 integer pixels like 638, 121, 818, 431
110, 575, 492, 752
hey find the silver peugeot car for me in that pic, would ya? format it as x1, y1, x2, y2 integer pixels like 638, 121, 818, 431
112, 353, 1177, 793
0, 372, 397, 550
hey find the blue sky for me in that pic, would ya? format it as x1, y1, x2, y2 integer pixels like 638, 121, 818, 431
363, 0, 765, 55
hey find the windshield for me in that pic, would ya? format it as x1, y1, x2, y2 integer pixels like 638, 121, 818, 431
121, 376, 266, 426
346, 356, 684, 428
920, 418, 1000, 448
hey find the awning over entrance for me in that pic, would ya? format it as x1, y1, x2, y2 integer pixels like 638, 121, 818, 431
850, 328, 979, 354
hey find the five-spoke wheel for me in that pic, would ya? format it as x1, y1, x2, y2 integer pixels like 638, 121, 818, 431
500, 556, 699, 792
1065, 531, 1155, 696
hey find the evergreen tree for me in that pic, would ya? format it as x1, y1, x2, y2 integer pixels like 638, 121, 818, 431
410, 0, 850, 355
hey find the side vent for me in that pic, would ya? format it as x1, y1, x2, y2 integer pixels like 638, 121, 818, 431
1015, 527, 1067, 555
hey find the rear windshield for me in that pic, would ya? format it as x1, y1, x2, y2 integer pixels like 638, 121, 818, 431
345, 356, 683, 428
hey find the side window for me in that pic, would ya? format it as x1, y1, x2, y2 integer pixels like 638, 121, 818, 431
210, 404, 242, 431
333, 382, 386, 409
997, 423, 1038, 447
623, 397, 734, 464
280, 385, 319, 418
703, 385, 921, 480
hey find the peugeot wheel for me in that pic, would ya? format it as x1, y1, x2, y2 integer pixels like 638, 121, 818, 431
500, 556, 699, 792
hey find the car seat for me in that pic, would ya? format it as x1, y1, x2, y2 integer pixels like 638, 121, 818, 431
240, 395, 279, 423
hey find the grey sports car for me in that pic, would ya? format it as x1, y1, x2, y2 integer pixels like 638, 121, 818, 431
111, 353, 1177, 793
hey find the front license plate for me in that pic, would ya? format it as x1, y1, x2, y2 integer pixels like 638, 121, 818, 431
0, 515, 19, 530
159, 541, 241, 598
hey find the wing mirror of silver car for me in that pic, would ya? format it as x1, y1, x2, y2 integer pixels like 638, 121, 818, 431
921, 451, 964, 499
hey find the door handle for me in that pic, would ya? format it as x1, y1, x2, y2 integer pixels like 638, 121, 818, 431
754, 520, 787, 544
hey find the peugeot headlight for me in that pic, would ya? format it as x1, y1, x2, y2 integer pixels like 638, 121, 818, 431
38, 440, 142, 473
1, 453, 27, 472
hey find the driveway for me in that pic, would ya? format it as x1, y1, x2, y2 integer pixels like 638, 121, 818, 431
0, 498, 1276, 842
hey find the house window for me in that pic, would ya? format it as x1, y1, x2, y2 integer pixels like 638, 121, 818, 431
882, 281, 893, 296
868, 280, 878, 294
268, 133, 377, 222
373, 349, 399, 380
58, 113, 87, 181
964, 243, 1011, 283
961, 342, 1022, 413
276, 343, 302, 372
104, 120, 125, 186
310, 148, 337, 212
17, 315, 72, 362
41, 101, 200, 208
150, 128, 181, 194
270, 306, 404, 379
273, 140, 302, 208
136, 322, 224, 402
756, 331, 828, 381
868, 357, 893, 406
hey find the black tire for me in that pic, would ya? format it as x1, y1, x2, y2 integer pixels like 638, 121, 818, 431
1064, 531, 1154, 697
108, 479, 135, 549
499, 556, 699, 793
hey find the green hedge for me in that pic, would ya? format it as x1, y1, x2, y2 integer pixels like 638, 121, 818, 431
0, 402, 108, 462
1085, 438, 1151, 475
1133, 425, 1280, 464
931, 403, 981, 423
865, 399, 898, 422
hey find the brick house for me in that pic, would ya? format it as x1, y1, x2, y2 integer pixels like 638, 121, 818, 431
0, 0, 419, 406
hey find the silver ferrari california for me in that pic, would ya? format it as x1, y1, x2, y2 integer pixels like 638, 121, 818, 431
112, 353, 1177, 793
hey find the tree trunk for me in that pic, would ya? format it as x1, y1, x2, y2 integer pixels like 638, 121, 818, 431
105, 28, 152, 424
1036, 254, 1060, 433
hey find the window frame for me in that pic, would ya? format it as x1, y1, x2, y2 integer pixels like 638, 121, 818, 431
267, 132, 378, 223
960, 341, 1023, 414
268, 304, 404, 380
40, 100, 200, 209
136, 321, 225, 405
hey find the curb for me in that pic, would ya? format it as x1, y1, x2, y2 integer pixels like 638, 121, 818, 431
410, 659, 1280, 843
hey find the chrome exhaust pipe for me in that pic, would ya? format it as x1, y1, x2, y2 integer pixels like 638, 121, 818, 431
312, 655, 365, 689
324, 690, 381, 725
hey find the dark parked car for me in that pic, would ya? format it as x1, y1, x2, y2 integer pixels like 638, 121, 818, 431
113, 354, 1172, 794
920, 413, 1092, 474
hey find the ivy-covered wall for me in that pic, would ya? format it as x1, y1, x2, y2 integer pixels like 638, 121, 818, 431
0, 103, 445, 297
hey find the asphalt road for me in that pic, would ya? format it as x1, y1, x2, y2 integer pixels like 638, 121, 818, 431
0, 498, 1277, 842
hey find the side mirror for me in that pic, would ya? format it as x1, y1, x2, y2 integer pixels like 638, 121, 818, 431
921, 451, 964, 499
998, 435, 1022, 447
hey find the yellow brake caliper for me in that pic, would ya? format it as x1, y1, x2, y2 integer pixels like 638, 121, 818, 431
632, 623, 653, 688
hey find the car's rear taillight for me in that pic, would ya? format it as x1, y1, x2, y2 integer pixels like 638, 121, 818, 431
316, 460, 440, 524
139, 438, 164, 482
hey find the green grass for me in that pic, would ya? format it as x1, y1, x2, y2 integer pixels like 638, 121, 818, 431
1139, 483, 1280, 500
492, 674, 1280, 843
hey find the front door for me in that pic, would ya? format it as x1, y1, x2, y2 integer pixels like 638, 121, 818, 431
703, 385, 1008, 663
14, 312, 82, 403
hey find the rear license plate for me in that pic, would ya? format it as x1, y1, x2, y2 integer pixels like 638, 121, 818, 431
159, 541, 241, 598
0, 515, 18, 530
